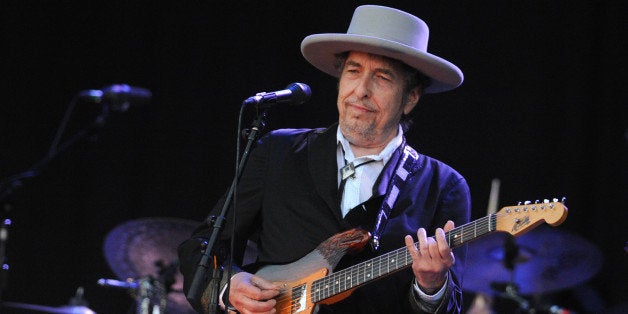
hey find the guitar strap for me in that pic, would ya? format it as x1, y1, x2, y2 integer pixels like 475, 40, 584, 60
370, 142, 420, 251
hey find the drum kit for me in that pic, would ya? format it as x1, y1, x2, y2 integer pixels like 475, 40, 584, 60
1, 217, 199, 314
463, 224, 603, 313
98, 217, 199, 314
1, 214, 604, 313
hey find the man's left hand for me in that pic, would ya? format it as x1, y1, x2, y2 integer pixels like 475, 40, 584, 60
404, 220, 456, 293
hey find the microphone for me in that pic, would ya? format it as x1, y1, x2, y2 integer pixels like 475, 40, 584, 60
79, 84, 152, 112
243, 82, 311, 108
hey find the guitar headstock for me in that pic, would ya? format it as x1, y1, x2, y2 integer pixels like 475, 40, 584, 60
495, 198, 568, 237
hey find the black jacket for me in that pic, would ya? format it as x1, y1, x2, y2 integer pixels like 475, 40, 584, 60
178, 124, 471, 313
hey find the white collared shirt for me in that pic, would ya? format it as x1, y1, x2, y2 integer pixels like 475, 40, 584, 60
336, 125, 403, 217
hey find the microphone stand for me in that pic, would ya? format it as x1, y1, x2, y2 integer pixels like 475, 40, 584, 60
186, 109, 267, 313
0, 98, 113, 302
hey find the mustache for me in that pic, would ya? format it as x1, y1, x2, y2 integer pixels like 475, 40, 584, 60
345, 98, 377, 111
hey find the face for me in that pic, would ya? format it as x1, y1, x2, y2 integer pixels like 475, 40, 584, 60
337, 51, 420, 150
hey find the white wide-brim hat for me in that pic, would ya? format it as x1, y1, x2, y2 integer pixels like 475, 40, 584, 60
301, 5, 463, 94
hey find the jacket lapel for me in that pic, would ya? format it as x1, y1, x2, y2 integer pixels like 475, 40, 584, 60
308, 124, 344, 222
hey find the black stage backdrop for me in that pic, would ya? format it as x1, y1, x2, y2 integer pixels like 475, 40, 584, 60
1, 1, 625, 313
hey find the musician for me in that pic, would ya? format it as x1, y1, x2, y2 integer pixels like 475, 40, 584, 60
179, 5, 471, 314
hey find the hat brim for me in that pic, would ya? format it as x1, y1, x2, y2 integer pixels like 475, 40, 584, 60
301, 33, 463, 94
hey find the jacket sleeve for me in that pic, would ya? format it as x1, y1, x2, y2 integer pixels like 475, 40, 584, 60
177, 130, 275, 312
409, 175, 471, 313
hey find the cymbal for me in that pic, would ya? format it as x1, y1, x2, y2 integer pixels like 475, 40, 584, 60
2, 302, 96, 313
103, 217, 200, 314
463, 224, 603, 295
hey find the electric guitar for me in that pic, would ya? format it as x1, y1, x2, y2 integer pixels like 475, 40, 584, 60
253, 199, 568, 314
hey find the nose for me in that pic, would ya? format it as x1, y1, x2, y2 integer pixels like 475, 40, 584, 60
354, 76, 371, 99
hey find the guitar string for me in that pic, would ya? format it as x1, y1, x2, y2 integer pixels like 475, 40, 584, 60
450, 205, 558, 246
272, 290, 300, 311
274, 214, 497, 305
454, 206, 555, 246
296, 215, 491, 303
265, 206, 558, 310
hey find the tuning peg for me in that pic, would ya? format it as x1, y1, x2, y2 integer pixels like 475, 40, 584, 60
534, 199, 540, 204
524, 200, 532, 205
561, 196, 567, 204
552, 198, 558, 202
543, 199, 550, 203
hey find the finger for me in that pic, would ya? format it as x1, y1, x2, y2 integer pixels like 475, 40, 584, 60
416, 228, 429, 257
434, 228, 452, 259
405, 235, 419, 259
236, 296, 277, 314
444, 220, 455, 232
245, 279, 281, 302
426, 236, 440, 260
253, 287, 281, 302
250, 275, 281, 291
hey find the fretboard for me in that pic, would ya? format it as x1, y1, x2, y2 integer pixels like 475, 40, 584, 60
310, 214, 496, 302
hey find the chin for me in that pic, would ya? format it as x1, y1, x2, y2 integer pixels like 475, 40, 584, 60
341, 122, 376, 143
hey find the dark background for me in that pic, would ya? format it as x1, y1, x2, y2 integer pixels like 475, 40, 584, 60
1, 1, 626, 313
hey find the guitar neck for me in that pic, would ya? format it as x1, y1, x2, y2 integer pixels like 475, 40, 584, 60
310, 214, 496, 302
446, 214, 497, 248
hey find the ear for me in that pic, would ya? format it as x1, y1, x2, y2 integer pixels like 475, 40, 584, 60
403, 86, 421, 115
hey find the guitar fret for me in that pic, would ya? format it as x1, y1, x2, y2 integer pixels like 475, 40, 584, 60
356, 262, 362, 286
491, 213, 496, 231
344, 269, 348, 292
447, 230, 451, 247
488, 214, 492, 232
350, 265, 356, 286
355, 262, 360, 287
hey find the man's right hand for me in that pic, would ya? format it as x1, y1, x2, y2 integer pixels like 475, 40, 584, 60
226, 272, 281, 314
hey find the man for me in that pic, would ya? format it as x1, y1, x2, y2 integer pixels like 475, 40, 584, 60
179, 5, 471, 314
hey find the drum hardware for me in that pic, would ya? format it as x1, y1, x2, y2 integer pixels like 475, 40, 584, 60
102, 217, 199, 313
1, 286, 96, 313
98, 276, 166, 314
464, 224, 603, 313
